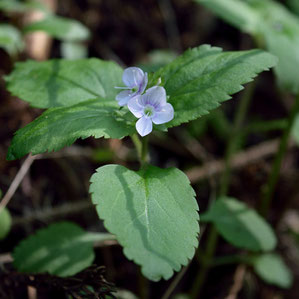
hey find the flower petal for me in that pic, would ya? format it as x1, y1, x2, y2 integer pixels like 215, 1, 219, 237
136, 116, 153, 137
116, 90, 132, 106
139, 72, 148, 94
123, 67, 145, 88
128, 96, 144, 118
152, 103, 174, 125
141, 86, 166, 108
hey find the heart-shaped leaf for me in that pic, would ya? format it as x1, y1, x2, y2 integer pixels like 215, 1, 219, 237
90, 164, 199, 281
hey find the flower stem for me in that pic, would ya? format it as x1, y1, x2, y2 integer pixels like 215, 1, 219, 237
259, 94, 299, 216
131, 133, 143, 162
131, 134, 149, 168
190, 225, 218, 299
141, 136, 149, 166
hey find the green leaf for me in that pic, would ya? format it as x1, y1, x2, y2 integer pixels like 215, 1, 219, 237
7, 99, 134, 160
138, 49, 177, 73
0, 207, 12, 240
24, 16, 90, 41
61, 41, 88, 60
13, 221, 114, 277
287, 0, 299, 17
201, 197, 277, 251
90, 164, 199, 281
198, 0, 299, 94
0, 0, 48, 13
5, 58, 123, 108
197, 0, 260, 33
0, 24, 24, 56
291, 114, 299, 146
153, 45, 277, 128
253, 253, 293, 288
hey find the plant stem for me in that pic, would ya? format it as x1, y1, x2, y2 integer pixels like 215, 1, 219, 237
141, 136, 149, 166
219, 81, 256, 196
131, 134, 149, 167
259, 94, 299, 216
131, 133, 143, 162
161, 266, 189, 299
191, 82, 256, 298
244, 118, 287, 135
190, 225, 218, 299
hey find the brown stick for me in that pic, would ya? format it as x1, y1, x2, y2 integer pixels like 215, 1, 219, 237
186, 138, 295, 184
0, 155, 37, 213
225, 265, 247, 299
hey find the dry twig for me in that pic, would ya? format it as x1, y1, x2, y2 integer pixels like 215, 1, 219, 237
186, 138, 295, 183
225, 264, 247, 299
0, 154, 37, 213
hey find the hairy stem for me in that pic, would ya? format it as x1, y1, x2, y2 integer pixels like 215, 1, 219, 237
259, 94, 299, 216
131, 133, 143, 162
141, 136, 149, 166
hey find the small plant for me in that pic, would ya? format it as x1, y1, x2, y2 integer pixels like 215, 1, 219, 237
2, 0, 298, 297
4, 44, 277, 281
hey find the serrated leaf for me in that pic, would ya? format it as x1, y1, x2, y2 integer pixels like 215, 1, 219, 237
24, 16, 90, 42
153, 45, 277, 128
0, 207, 12, 240
253, 253, 293, 288
90, 164, 199, 281
13, 221, 115, 277
5, 58, 123, 108
7, 99, 134, 160
198, 0, 299, 94
201, 197, 277, 251
0, 24, 24, 56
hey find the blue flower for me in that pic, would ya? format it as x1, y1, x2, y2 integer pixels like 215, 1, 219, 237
128, 86, 174, 137
115, 67, 148, 106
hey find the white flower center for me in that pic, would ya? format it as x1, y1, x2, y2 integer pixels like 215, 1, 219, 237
143, 105, 154, 117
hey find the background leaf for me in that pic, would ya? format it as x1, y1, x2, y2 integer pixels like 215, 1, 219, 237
0, 207, 12, 240
5, 58, 123, 108
287, 0, 299, 17
24, 16, 90, 42
13, 221, 114, 277
0, 24, 24, 56
7, 99, 134, 160
154, 45, 277, 128
61, 41, 88, 60
198, 0, 299, 94
253, 253, 293, 288
201, 197, 277, 251
90, 164, 199, 281
0, 0, 48, 13
291, 114, 299, 146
